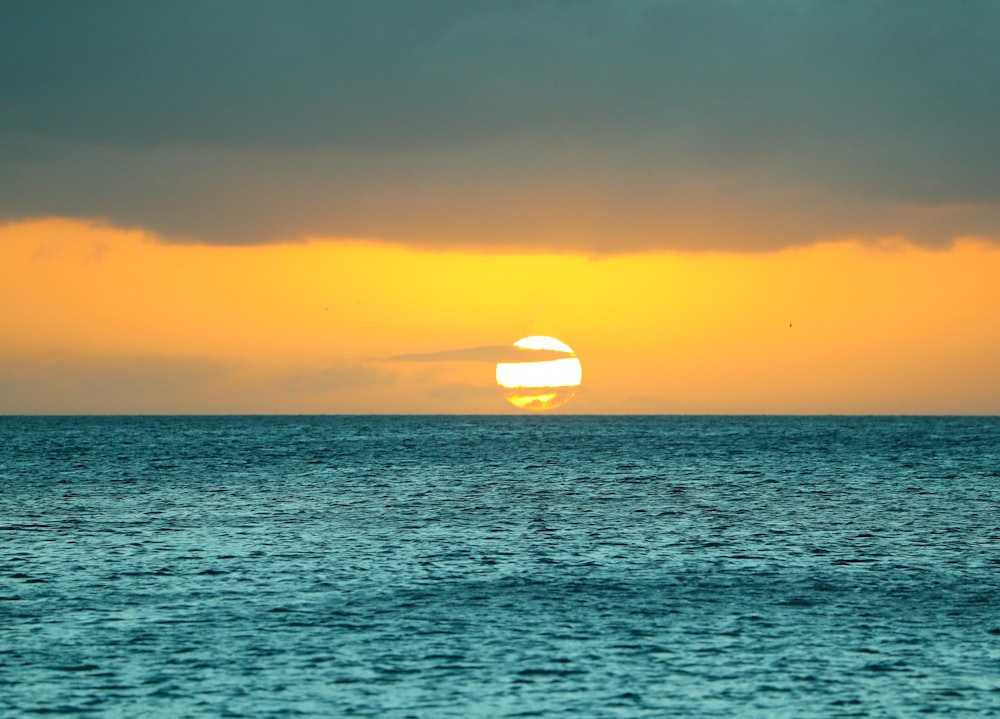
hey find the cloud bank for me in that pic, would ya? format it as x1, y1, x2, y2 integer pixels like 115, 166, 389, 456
3, 0, 1000, 252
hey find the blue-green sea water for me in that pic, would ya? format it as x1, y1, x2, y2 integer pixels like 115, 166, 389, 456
1, 416, 999, 717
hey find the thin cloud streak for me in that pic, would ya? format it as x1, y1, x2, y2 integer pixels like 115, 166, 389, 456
391, 345, 574, 363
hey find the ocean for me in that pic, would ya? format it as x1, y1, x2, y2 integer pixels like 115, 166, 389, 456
1, 415, 998, 717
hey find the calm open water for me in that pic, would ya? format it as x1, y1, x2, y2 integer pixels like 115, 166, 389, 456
1, 416, 999, 717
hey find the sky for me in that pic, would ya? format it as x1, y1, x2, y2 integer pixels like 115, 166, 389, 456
2, 0, 999, 414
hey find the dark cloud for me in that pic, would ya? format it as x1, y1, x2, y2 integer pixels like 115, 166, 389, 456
391, 345, 573, 363
3, 1, 1000, 251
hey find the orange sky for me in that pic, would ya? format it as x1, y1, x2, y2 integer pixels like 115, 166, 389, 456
2, 218, 997, 414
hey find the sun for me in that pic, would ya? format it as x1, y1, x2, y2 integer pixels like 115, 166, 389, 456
495, 336, 582, 411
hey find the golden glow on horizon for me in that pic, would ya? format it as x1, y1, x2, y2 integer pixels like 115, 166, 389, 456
1, 219, 999, 414
496, 336, 582, 411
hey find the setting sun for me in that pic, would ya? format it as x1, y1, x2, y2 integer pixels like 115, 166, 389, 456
495, 336, 582, 411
